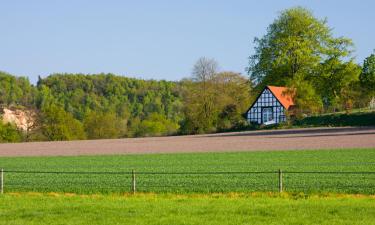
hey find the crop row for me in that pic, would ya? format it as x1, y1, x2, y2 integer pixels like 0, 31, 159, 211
1, 149, 375, 194
2, 171, 375, 194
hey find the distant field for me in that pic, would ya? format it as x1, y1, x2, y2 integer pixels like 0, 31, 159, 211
1, 127, 375, 157
0, 149, 375, 194
1, 193, 375, 225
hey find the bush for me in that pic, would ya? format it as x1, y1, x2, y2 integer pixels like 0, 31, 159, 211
0, 122, 22, 142
40, 104, 86, 141
294, 112, 375, 127
83, 112, 123, 139
136, 113, 179, 137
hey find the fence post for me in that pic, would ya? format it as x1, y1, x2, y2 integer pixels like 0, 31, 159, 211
1, 168, 3, 194
132, 169, 136, 194
278, 169, 283, 193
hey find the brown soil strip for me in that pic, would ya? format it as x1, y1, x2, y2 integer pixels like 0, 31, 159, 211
0, 127, 374, 157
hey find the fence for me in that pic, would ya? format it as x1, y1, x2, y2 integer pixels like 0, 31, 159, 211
0, 169, 374, 194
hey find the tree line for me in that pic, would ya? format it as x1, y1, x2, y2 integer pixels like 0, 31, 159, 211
0, 69, 251, 142
1, 7, 374, 142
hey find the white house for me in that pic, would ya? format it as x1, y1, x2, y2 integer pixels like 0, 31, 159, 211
246, 86, 295, 125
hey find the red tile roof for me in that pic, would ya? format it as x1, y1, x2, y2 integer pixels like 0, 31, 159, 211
267, 86, 295, 109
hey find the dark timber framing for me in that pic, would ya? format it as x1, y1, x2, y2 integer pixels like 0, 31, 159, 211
246, 87, 287, 125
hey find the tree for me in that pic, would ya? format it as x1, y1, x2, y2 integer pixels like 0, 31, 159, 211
0, 71, 36, 106
360, 52, 375, 108
213, 72, 252, 130
181, 70, 252, 134
315, 44, 360, 111
286, 74, 322, 116
181, 58, 220, 133
248, 7, 358, 113
212, 72, 252, 111
40, 104, 86, 141
192, 57, 218, 83
136, 113, 179, 137
83, 111, 123, 139
249, 7, 331, 85
39, 73, 183, 133
0, 122, 22, 143
36, 85, 56, 109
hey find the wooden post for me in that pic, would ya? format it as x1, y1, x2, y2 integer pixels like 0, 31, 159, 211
132, 169, 136, 194
278, 169, 283, 193
1, 168, 3, 194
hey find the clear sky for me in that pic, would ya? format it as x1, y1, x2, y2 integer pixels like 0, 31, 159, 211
1, 0, 374, 84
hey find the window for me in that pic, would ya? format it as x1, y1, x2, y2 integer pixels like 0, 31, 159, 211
262, 107, 273, 123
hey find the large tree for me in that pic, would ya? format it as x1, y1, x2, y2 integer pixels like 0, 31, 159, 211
248, 7, 358, 112
181, 64, 252, 133
213, 72, 252, 130
185, 57, 219, 133
360, 52, 375, 108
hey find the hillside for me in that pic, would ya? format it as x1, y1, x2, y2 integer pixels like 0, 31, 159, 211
0, 71, 251, 142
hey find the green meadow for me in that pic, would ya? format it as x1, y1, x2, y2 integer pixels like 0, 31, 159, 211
0, 193, 374, 225
0, 149, 374, 194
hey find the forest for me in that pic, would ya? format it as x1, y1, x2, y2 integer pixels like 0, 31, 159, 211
0, 7, 374, 142
0, 70, 251, 141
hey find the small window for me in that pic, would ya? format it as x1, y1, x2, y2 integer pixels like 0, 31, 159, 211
262, 107, 274, 123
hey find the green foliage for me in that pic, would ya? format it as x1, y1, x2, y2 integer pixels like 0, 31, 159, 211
181, 71, 252, 134
249, 7, 328, 85
0, 71, 36, 106
36, 85, 57, 109
360, 52, 375, 98
136, 113, 179, 137
0, 71, 250, 139
294, 111, 375, 127
316, 58, 361, 110
214, 72, 253, 130
248, 7, 360, 113
183, 58, 219, 133
38, 73, 183, 137
0, 121, 22, 142
40, 104, 86, 141
286, 75, 323, 116
39, 73, 181, 119
83, 111, 124, 139
180, 79, 217, 133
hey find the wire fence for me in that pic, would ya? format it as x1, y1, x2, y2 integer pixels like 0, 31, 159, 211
0, 169, 374, 194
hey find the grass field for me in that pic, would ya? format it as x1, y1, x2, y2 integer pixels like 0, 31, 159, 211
0, 193, 374, 225
0, 148, 375, 194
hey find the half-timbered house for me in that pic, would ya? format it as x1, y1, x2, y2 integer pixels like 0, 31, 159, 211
246, 86, 294, 125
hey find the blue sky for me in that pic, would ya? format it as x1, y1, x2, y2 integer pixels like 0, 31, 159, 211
1, 0, 374, 84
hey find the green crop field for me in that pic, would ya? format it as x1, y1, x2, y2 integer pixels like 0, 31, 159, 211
0, 193, 375, 225
0, 149, 375, 194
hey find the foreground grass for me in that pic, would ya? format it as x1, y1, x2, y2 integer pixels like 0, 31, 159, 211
0, 193, 374, 225
0, 149, 374, 193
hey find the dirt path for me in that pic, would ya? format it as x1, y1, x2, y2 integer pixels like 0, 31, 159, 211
0, 127, 374, 157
